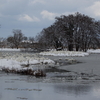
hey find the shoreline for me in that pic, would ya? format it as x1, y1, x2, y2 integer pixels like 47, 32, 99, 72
0, 50, 100, 80
45, 54, 100, 76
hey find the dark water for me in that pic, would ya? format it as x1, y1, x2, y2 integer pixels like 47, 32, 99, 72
0, 73, 100, 100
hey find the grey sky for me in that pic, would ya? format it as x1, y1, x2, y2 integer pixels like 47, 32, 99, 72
0, 0, 100, 37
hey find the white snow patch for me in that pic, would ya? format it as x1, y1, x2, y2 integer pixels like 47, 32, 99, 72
40, 50, 89, 57
0, 48, 20, 51
87, 49, 100, 53
0, 53, 55, 70
0, 59, 21, 70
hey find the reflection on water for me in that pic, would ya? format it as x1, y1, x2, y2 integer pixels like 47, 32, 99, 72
0, 73, 100, 100
53, 84, 92, 96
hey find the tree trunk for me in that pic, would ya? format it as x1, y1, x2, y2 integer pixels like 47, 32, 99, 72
68, 44, 73, 51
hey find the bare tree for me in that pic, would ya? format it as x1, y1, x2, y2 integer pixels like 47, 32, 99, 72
37, 12, 100, 51
7, 36, 14, 48
0, 37, 3, 48
7, 29, 24, 49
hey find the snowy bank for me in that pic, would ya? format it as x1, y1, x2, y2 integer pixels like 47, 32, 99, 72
0, 52, 55, 76
87, 49, 100, 54
0, 48, 20, 51
0, 53, 55, 71
40, 50, 89, 57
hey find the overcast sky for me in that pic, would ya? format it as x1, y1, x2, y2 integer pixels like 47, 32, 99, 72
0, 0, 100, 38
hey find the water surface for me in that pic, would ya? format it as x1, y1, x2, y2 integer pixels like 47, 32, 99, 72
0, 73, 100, 100
0, 52, 100, 100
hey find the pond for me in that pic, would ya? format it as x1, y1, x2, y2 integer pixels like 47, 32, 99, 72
0, 72, 100, 100
0, 51, 100, 100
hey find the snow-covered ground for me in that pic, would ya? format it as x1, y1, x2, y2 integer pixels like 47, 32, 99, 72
40, 50, 89, 57
40, 49, 100, 56
0, 48, 100, 54
87, 49, 100, 53
0, 48, 100, 71
0, 48, 20, 51
0, 52, 55, 71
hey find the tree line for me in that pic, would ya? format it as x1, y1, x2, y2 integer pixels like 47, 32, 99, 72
0, 12, 100, 52
0, 29, 36, 50
37, 12, 100, 51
